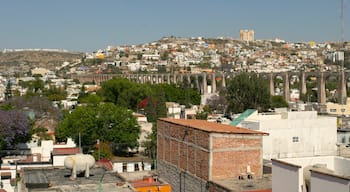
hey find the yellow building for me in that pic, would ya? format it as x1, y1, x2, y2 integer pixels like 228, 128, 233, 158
326, 98, 350, 116
239, 29, 254, 41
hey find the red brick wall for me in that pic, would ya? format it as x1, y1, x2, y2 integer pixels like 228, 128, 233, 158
157, 120, 210, 180
211, 135, 262, 180
157, 120, 263, 182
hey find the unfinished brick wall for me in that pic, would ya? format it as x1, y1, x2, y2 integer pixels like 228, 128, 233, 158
157, 119, 263, 183
157, 120, 210, 180
211, 134, 263, 180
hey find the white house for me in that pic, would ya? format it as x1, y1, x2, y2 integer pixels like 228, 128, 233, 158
239, 111, 337, 159
272, 156, 350, 192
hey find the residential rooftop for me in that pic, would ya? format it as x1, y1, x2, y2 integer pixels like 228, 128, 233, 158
22, 167, 133, 192
213, 174, 272, 192
159, 118, 268, 135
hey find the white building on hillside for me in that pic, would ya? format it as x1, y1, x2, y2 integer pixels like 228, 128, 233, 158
272, 156, 350, 192
239, 111, 337, 159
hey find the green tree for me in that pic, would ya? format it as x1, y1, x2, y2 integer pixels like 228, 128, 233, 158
225, 72, 271, 113
99, 78, 151, 110
4, 80, 12, 100
43, 85, 67, 101
78, 94, 103, 105
141, 123, 157, 160
55, 103, 140, 154
270, 95, 289, 109
93, 141, 113, 160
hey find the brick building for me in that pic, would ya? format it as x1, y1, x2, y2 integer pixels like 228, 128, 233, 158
157, 118, 270, 192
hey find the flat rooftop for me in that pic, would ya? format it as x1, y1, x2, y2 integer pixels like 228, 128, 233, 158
272, 156, 350, 180
159, 118, 267, 135
213, 174, 272, 192
22, 167, 133, 192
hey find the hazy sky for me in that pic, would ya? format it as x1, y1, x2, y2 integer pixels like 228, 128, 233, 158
0, 0, 349, 51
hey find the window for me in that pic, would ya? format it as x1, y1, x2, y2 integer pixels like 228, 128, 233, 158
135, 163, 139, 171
342, 137, 346, 143
292, 136, 299, 142
330, 109, 337, 112
122, 163, 127, 172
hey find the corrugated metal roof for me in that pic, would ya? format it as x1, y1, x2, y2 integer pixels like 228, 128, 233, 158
159, 118, 267, 135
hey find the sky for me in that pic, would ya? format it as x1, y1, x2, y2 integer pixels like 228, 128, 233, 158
0, 0, 349, 52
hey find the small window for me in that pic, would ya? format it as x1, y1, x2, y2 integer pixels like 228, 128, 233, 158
122, 163, 127, 172
292, 136, 299, 142
330, 109, 337, 112
135, 163, 139, 171
342, 137, 346, 143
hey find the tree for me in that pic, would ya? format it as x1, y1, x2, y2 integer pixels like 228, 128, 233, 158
0, 110, 31, 149
43, 85, 67, 101
206, 93, 227, 114
99, 78, 151, 110
141, 123, 157, 159
4, 80, 12, 100
225, 72, 271, 113
1, 96, 62, 121
270, 95, 288, 109
55, 103, 140, 154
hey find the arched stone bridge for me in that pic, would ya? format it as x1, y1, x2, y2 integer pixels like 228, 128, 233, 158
71, 71, 350, 104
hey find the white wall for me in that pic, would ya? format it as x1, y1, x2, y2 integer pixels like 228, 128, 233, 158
272, 160, 303, 192
113, 162, 123, 173
241, 111, 337, 159
53, 155, 67, 167
31, 140, 53, 161
272, 156, 350, 192
334, 157, 350, 176
311, 171, 350, 192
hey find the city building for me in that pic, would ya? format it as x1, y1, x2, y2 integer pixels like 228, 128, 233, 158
272, 156, 350, 192
240, 29, 255, 41
239, 110, 337, 159
157, 118, 271, 192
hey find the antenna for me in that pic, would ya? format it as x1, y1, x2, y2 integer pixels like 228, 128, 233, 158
341, 0, 344, 45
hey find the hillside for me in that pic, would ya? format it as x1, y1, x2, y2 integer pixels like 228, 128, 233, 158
0, 51, 84, 75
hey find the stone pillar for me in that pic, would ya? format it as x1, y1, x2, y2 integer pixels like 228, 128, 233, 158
269, 73, 275, 96
318, 72, 326, 104
300, 72, 307, 95
173, 74, 177, 84
202, 73, 207, 94
283, 73, 290, 101
143, 75, 147, 83
160, 74, 164, 84
195, 75, 200, 91
212, 73, 216, 93
338, 71, 347, 104
222, 73, 226, 88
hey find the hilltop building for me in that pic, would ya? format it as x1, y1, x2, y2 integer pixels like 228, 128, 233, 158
240, 29, 255, 41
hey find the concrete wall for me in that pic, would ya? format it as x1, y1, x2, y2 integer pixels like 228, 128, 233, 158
242, 111, 337, 159
272, 160, 303, 192
310, 171, 350, 192
333, 157, 350, 176
53, 155, 67, 166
